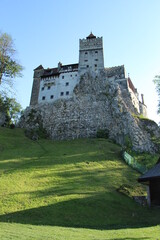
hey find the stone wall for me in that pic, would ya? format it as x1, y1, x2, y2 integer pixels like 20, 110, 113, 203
19, 71, 160, 153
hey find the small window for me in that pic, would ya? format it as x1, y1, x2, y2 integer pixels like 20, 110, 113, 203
85, 52, 88, 55
50, 95, 54, 99
66, 91, 69, 95
62, 76, 64, 79
75, 74, 77, 76
47, 86, 51, 90
60, 92, 64, 96
42, 96, 45, 100
87, 65, 89, 68
95, 51, 98, 53
85, 60, 88, 62
41, 87, 44, 91
70, 74, 72, 77
95, 64, 97, 67
95, 59, 98, 61
66, 82, 69, 86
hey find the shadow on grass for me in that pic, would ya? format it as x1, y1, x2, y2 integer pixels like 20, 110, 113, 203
0, 192, 160, 230
0, 133, 159, 232
0, 138, 122, 175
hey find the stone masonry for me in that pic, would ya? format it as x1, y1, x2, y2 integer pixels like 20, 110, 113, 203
20, 71, 160, 153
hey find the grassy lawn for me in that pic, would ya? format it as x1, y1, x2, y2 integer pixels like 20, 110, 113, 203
0, 222, 160, 240
0, 127, 160, 239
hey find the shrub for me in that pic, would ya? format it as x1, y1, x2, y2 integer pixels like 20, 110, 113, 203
96, 129, 109, 139
10, 123, 15, 129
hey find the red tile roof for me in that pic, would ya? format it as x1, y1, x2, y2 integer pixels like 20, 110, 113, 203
86, 32, 96, 39
41, 63, 78, 78
34, 65, 44, 70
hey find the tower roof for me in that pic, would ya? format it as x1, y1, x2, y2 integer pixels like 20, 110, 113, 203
34, 65, 44, 70
86, 32, 96, 39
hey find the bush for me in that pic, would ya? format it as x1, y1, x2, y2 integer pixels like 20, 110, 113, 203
25, 125, 48, 141
10, 123, 15, 129
96, 129, 109, 139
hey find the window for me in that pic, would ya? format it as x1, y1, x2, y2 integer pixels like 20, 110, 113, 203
70, 74, 72, 77
75, 74, 77, 76
42, 96, 45, 100
60, 92, 64, 96
95, 51, 98, 53
41, 87, 44, 91
62, 76, 64, 79
95, 59, 98, 61
66, 91, 69, 95
87, 65, 89, 68
95, 64, 97, 67
66, 82, 69, 86
85, 60, 88, 62
47, 86, 51, 90
85, 52, 88, 55
50, 95, 54, 99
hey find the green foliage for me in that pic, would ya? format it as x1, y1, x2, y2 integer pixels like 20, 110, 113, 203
0, 32, 23, 87
0, 95, 22, 126
123, 151, 148, 174
124, 134, 132, 150
132, 113, 148, 120
24, 109, 48, 140
25, 124, 48, 140
128, 149, 159, 169
96, 129, 109, 138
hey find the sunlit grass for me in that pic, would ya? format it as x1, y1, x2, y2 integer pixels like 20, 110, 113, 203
0, 127, 159, 239
0, 222, 160, 240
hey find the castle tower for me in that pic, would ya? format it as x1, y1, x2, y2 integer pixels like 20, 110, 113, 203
30, 65, 44, 106
78, 32, 104, 75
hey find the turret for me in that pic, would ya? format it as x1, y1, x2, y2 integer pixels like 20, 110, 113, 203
30, 65, 44, 106
78, 32, 104, 75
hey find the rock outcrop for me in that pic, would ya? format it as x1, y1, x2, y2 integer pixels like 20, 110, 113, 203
19, 72, 160, 153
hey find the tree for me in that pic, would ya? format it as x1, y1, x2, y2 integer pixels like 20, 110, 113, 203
0, 32, 23, 87
153, 75, 160, 114
0, 94, 22, 126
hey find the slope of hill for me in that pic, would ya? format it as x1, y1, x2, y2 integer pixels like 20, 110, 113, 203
0, 127, 159, 239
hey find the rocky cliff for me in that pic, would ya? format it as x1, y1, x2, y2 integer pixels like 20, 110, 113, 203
19, 72, 160, 153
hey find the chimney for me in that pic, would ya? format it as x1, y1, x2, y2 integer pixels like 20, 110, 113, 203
58, 62, 62, 71
141, 94, 144, 104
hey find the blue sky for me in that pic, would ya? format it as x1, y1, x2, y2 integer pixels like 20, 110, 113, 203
1, 0, 160, 122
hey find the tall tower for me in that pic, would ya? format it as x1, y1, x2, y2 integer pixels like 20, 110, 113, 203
30, 65, 44, 106
78, 32, 104, 75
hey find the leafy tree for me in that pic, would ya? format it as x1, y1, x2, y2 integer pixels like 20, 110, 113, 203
0, 32, 23, 87
0, 95, 22, 126
153, 75, 160, 114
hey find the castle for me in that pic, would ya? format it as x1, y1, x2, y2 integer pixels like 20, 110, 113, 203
30, 32, 147, 117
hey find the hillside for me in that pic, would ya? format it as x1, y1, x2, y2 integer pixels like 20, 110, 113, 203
0, 127, 160, 239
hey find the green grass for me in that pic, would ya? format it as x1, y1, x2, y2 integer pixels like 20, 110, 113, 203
0, 127, 160, 239
128, 150, 159, 170
0, 222, 160, 240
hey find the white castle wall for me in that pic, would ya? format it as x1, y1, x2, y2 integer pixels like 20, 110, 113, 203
38, 71, 79, 103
